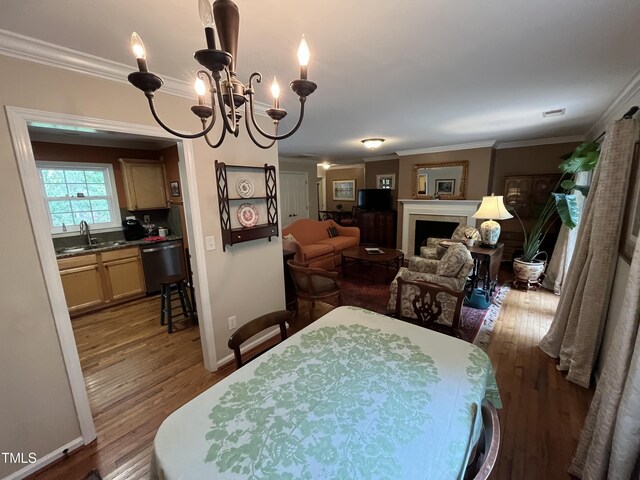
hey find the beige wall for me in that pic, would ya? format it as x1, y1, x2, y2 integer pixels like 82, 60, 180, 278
325, 166, 365, 211
279, 157, 319, 220
0, 54, 283, 477
364, 158, 400, 208
491, 142, 581, 194
396, 147, 493, 246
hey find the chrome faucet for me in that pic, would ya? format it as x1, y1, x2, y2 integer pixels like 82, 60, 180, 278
79, 220, 96, 245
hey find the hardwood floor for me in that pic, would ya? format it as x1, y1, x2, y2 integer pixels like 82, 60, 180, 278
30, 287, 593, 480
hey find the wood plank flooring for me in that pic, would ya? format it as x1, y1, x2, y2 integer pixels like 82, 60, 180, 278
29, 287, 593, 480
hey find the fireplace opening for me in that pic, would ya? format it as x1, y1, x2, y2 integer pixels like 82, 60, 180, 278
414, 220, 459, 255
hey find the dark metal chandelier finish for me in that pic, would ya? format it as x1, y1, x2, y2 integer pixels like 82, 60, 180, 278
127, 0, 317, 149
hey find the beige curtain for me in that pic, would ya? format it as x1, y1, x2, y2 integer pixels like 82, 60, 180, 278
569, 232, 640, 479
539, 119, 639, 387
542, 172, 589, 295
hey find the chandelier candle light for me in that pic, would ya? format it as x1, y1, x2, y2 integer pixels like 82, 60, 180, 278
127, 0, 317, 149
472, 194, 513, 248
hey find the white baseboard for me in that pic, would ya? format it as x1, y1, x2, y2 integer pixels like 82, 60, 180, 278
216, 327, 282, 368
3, 437, 84, 480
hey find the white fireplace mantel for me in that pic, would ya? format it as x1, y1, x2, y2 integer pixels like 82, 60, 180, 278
398, 199, 481, 254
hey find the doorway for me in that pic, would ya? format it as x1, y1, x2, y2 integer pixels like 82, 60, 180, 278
280, 171, 310, 227
6, 107, 217, 456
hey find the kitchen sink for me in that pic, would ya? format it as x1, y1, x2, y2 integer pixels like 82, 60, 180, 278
58, 241, 129, 254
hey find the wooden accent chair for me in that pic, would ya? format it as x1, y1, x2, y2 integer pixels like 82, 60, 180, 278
340, 206, 359, 226
287, 259, 342, 321
393, 277, 465, 338
227, 310, 291, 369
465, 399, 501, 480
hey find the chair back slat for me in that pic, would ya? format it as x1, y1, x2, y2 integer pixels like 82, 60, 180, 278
227, 310, 291, 369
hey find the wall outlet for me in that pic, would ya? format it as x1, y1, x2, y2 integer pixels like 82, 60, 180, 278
228, 315, 237, 330
206, 235, 216, 251
143, 215, 150, 223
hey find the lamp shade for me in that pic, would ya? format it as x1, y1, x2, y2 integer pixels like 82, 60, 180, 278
472, 195, 513, 220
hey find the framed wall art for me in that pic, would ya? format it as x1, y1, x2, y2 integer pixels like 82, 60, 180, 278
435, 179, 456, 195
332, 180, 356, 201
376, 173, 396, 190
170, 180, 181, 197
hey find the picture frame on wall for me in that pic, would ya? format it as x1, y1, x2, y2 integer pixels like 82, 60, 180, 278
170, 180, 181, 197
376, 173, 396, 190
435, 179, 455, 195
620, 141, 640, 261
332, 180, 356, 201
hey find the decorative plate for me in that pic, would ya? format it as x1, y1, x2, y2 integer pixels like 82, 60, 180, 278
237, 203, 259, 228
236, 178, 254, 198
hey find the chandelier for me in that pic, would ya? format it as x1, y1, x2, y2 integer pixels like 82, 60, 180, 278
127, 0, 317, 149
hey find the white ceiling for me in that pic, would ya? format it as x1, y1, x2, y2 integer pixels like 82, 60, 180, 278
1, 0, 639, 162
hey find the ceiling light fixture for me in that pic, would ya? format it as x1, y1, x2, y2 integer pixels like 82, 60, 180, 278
127, 0, 317, 150
361, 138, 385, 149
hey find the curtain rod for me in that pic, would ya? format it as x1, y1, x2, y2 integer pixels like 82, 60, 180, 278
594, 105, 639, 143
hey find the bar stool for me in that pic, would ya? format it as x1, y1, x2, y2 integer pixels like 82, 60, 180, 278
159, 274, 194, 334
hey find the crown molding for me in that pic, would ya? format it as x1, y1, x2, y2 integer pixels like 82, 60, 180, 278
363, 154, 399, 163
0, 28, 270, 114
495, 135, 585, 149
396, 140, 497, 157
586, 67, 640, 140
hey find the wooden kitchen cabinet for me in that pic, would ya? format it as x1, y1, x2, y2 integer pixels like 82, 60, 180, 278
57, 247, 146, 316
119, 158, 170, 210
102, 248, 146, 302
58, 254, 105, 315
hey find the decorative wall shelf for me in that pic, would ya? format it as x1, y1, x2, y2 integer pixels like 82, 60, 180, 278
215, 161, 278, 251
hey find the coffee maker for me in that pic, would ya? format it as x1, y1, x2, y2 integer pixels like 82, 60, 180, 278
122, 218, 146, 240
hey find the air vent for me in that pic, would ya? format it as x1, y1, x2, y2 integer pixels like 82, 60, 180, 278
543, 108, 566, 118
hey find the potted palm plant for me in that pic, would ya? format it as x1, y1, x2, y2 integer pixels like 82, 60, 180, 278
510, 141, 601, 289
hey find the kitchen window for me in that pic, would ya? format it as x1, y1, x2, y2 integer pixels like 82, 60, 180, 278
36, 161, 122, 235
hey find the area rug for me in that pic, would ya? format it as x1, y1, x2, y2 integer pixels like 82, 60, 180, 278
339, 271, 509, 350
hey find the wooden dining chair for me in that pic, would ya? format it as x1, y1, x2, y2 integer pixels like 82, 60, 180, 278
287, 259, 342, 321
393, 276, 465, 339
465, 398, 501, 480
227, 310, 291, 369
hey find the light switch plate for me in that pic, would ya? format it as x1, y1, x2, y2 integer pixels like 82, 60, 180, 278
228, 315, 237, 330
206, 236, 216, 251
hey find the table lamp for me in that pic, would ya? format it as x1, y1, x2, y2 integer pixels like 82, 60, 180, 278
472, 194, 513, 248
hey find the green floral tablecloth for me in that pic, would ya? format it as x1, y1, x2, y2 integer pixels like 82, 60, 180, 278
151, 306, 501, 480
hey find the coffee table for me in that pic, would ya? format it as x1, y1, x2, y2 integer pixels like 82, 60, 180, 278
341, 246, 404, 284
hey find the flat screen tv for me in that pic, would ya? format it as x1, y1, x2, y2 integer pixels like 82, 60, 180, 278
357, 189, 392, 211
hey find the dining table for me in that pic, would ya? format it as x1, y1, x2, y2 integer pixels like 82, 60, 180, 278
150, 306, 501, 480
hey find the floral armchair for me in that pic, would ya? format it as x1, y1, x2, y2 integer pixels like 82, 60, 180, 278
388, 243, 474, 335
420, 224, 480, 260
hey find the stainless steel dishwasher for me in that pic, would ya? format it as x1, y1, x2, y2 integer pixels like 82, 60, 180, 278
140, 240, 186, 294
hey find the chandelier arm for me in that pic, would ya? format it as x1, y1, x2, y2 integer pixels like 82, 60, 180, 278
248, 93, 306, 141
243, 108, 277, 149
146, 95, 216, 139
203, 121, 227, 148
212, 70, 239, 135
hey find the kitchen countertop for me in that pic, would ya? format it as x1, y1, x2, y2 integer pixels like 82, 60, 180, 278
56, 235, 183, 259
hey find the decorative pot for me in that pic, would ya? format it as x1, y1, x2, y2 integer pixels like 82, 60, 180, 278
512, 255, 547, 291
